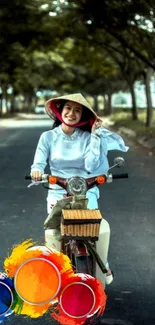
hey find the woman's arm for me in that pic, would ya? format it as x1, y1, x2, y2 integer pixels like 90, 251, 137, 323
84, 120, 108, 173
31, 132, 50, 173
96, 126, 129, 152
84, 119, 128, 173
84, 133, 103, 172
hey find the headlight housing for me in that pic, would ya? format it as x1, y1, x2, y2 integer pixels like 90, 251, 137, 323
67, 177, 87, 196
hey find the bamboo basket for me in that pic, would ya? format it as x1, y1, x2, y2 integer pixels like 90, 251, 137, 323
61, 209, 102, 240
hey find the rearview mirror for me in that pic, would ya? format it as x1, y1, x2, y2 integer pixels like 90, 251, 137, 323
108, 156, 125, 171
113, 157, 125, 167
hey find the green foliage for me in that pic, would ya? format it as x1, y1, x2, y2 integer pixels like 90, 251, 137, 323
0, 0, 155, 121
65, 0, 155, 68
110, 110, 155, 136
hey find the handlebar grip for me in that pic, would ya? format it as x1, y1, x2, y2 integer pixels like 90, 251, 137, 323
25, 175, 32, 180
112, 173, 128, 179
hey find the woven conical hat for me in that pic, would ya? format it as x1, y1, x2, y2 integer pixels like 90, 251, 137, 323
45, 93, 98, 121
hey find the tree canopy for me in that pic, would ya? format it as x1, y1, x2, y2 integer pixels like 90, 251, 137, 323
0, 0, 155, 124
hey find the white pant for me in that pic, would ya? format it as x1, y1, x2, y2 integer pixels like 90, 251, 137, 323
45, 192, 110, 286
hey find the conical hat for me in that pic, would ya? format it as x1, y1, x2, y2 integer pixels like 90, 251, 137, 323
45, 93, 98, 121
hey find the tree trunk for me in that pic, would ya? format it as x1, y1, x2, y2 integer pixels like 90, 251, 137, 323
103, 94, 109, 115
10, 93, 16, 113
93, 95, 99, 114
103, 93, 112, 116
24, 93, 29, 112
3, 87, 9, 114
144, 67, 153, 127
24, 93, 33, 112
34, 95, 38, 106
0, 94, 3, 115
107, 92, 112, 115
129, 82, 138, 120
103, 95, 108, 110
28, 94, 34, 112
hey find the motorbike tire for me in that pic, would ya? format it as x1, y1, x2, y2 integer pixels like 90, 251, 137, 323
61, 239, 96, 276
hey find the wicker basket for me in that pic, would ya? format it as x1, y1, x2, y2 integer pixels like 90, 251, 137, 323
61, 209, 102, 240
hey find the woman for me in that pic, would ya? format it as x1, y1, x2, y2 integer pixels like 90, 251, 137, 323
31, 93, 129, 285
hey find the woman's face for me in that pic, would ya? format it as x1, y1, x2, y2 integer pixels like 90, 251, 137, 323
61, 101, 83, 125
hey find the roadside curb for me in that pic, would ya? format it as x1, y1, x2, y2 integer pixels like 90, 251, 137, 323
0, 113, 50, 128
116, 126, 155, 151
0, 113, 49, 121
100, 116, 155, 151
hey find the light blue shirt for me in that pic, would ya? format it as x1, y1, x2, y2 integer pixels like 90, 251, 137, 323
31, 125, 129, 202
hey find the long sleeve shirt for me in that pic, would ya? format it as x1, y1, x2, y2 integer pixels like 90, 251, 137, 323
31, 125, 129, 201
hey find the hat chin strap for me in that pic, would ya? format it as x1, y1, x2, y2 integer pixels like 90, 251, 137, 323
51, 105, 90, 127
61, 118, 88, 127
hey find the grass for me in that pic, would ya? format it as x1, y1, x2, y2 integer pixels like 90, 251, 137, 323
109, 109, 155, 137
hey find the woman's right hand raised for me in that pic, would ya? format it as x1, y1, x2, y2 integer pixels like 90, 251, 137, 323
30, 170, 42, 181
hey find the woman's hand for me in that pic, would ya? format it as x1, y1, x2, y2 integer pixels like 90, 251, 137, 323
91, 118, 103, 135
30, 170, 42, 181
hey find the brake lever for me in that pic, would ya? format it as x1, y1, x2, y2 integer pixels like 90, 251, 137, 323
27, 180, 48, 188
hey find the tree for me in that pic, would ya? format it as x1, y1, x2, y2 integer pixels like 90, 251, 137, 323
142, 67, 154, 127
50, 1, 155, 123
0, 0, 64, 112
65, 0, 155, 68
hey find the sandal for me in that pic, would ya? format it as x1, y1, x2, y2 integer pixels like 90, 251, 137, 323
106, 269, 114, 285
105, 261, 114, 285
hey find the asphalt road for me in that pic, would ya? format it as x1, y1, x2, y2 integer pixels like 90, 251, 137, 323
0, 117, 155, 325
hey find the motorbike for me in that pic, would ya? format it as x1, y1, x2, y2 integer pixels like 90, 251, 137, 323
25, 157, 128, 288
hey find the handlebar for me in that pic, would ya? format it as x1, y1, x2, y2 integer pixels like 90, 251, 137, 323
25, 173, 128, 194
112, 173, 128, 179
25, 175, 32, 180
25, 173, 128, 183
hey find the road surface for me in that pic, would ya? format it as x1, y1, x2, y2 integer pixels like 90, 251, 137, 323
0, 116, 155, 325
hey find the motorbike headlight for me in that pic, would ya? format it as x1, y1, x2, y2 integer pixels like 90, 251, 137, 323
67, 177, 87, 196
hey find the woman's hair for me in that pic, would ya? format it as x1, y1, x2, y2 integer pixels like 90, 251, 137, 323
52, 100, 94, 133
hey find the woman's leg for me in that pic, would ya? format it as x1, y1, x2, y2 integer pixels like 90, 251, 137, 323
86, 190, 112, 286
96, 218, 111, 286
45, 200, 61, 251
45, 228, 61, 251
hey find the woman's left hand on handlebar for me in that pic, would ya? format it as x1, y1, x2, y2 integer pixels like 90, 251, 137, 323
30, 170, 42, 181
